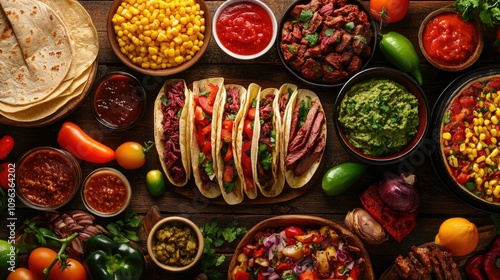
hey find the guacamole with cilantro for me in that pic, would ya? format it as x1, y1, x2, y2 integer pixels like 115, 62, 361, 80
337, 78, 419, 156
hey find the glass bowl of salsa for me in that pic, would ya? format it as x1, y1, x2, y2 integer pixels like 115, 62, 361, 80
418, 7, 483, 72
431, 67, 500, 213
334, 67, 430, 166
91, 71, 146, 131
213, 0, 277, 60
81, 167, 132, 218
16, 147, 82, 211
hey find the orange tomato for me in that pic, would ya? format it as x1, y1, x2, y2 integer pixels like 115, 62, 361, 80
28, 247, 57, 280
6, 268, 36, 280
369, 0, 409, 23
48, 258, 86, 280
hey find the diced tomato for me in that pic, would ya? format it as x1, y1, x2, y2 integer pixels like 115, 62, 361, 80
244, 120, 253, 139
242, 246, 252, 257
456, 172, 469, 185
197, 124, 212, 147
223, 165, 234, 182
241, 152, 252, 176
193, 94, 199, 106
459, 95, 475, 108
244, 176, 254, 191
199, 96, 213, 114
224, 144, 233, 162
201, 141, 212, 154
284, 226, 304, 237
206, 83, 219, 103
252, 247, 266, 258
195, 106, 205, 122
221, 128, 232, 143
241, 140, 252, 152
222, 120, 234, 132
312, 234, 325, 244
275, 262, 294, 273
299, 271, 318, 280
247, 108, 256, 121
257, 271, 266, 280
349, 265, 361, 280
235, 270, 251, 280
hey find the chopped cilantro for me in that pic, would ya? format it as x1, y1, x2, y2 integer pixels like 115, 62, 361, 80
343, 22, 355, 32
325, 28, 334, 37
294, 9, 313, 25
305, 33, 319, 47
354, 35, 367, 44
298, 96, 312, 127
160, 95, 168, 105
287, 44, 298, 53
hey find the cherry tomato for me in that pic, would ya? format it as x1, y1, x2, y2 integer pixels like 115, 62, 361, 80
28, 247, 57, 280
0, 135, 14, 160
0, 162, 13, 190
6, 268, 36, 280
48, 258, 86, 280
284, 226, 304, 237
146, 170, 166, 197
370, 0, 409, 23
115, 141, 153, 169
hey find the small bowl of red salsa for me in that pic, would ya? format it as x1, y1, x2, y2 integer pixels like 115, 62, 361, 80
213, 0, 277, 60
91, 71, 146, 130
16, 147, 82, 211
418, 7, 483, 72
81, 167, 131, 217
432, 67, 500, 212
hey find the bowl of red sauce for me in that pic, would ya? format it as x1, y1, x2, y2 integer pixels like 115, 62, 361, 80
81, 167, 131, 217
213, 0, 277, 60
418, 7, 483, 72
16, 147, 82, 211
431, 67, 500, 213
91, 71, 146, 130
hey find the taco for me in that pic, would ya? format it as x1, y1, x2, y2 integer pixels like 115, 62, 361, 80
154, 79, 191, 187
189, 77, 224, 198
275, 83, 298, 183
283, 89, 327, 188
235, 83, 260, 199
251, 87, 286, 197
213, 84, 247, 204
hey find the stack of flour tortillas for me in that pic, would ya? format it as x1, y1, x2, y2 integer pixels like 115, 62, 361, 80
0, 0, 98, 123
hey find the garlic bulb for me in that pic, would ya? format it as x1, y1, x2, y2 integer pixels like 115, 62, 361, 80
345, 208, 388, 245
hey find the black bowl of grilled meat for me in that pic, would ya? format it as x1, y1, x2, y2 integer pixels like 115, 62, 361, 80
277, 0, 377, 88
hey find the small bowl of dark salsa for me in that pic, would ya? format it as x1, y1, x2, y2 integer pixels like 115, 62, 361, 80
81, 167, 131, 218
91, 71, 146, 130
147, 216, 204, 273
277, 0, 377, 88
334, 67, 430, 166
16, 147, 82, 210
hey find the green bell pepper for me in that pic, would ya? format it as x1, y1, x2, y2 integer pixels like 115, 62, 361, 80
84, 234, 144, 280
379, 31, 423, 86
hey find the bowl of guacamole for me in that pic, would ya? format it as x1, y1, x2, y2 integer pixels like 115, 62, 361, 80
334, 67, 430, 165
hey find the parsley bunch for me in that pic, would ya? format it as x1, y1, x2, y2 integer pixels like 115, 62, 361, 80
200, 220, 247, 280
106, 212, 142, 243
454, 0, 500, 27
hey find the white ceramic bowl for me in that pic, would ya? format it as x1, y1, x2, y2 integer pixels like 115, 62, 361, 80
212, 0, 277, 60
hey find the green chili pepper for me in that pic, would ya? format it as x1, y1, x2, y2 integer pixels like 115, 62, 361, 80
83, 234, 144, 280
379, 31, 423, 86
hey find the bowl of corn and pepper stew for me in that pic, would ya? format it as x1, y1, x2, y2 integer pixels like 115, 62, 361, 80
107, 0, 211, 76
431, 67, 500, 213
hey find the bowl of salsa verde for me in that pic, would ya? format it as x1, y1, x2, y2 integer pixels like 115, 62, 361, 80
431, 67, 500, 213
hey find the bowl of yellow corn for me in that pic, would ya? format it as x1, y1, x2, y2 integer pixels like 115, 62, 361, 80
431, 66, 500, 213
108, 0, 211, 76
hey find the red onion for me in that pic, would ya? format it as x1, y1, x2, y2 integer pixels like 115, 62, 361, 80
377, 174, 420, 213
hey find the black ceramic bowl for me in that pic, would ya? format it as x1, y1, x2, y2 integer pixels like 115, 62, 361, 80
430, 67, 500, 213
277, 0, 377, 88
334, 67, 430, 166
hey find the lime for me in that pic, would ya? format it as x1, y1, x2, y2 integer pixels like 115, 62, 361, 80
146, 170, 166, 197
0, 239, 17, 280
322, 162, 366, 196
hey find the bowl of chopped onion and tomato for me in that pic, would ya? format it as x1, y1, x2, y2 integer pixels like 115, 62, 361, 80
107, 0, 211, 76
228, 215, 374, 280
431, 67, 500, 213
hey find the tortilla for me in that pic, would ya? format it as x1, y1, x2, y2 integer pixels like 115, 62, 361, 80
251, 87, 285, 197
235, 83, 261, 200
283, 89, 326, 188
213, 84, 247, 205
154, 79, 191, 187
189, 77, 224, 199
0, 0, 73, 105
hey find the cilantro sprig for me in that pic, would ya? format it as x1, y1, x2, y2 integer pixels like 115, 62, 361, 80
106, 212, 142, 243
453, 0, 500, 27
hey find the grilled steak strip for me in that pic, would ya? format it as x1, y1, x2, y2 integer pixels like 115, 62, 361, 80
285, 110, 324, 167
287, 101, 320, 153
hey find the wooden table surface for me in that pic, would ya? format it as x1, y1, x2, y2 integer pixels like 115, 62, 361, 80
1, 0, 499, 279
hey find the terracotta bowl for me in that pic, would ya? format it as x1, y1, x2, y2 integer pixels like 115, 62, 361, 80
418, 7, 483, 72
107, 0, 211, 76
334, 67, 430, 166
147, 216, 204, 273
431, 67, 500, 213
228, 215, 374, 280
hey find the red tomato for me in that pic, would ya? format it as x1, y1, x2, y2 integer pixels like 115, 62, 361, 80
223, 165, 234, 182
284, 226, 304, 237
206, 83, 219, 104
48, 258, 86, 280
243, 120, 254, 139
201, 141, 212, 154
6, 268, 36, 280
198, 96, 213, 114
349, 265, 361, 280
275, 262, 294, 273
241, 152, 253, 176
221, 128, 233, 143
456, 172, 469, 185
299, 271, 318, 280
235, 270, 251, 280
241, 140, 252, 152
194, 106, 207, 125
224, 145, 233, 162
247, 108, 256, 121
115, 141, 151, 169
0, 162, 12, 190
369, 0, 409, 23
222, 120, 234, 133
0, 135, 14, 160
28, 247, 57, 280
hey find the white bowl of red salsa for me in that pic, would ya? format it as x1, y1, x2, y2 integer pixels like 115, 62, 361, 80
81, 167, 131, 217
432, 67, 500, 212
16, 147, 82, 211
213, 0, 277, 60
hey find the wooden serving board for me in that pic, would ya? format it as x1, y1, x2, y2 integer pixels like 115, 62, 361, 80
379, 225, 497, 280
0, 60, 97, 127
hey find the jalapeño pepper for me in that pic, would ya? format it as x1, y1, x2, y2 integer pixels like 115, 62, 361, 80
379, 31, 423, 85
83, 234, 144, 280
